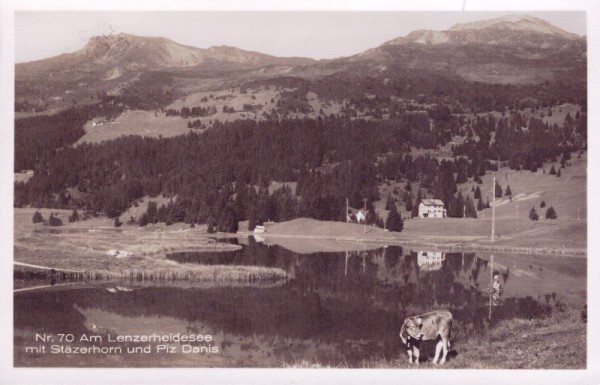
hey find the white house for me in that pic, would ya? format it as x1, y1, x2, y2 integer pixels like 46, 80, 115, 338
417, 251, 445, 271
418, 199, 447, 218
356, 210, 367, 224
346, 208, 368, 224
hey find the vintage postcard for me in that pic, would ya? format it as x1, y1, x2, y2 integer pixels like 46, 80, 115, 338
2, 1, 597, 384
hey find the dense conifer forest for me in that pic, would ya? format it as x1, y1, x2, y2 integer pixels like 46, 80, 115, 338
14, 95, 585, 231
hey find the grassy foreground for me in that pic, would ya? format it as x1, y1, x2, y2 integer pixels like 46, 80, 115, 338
285, 307, 586, 369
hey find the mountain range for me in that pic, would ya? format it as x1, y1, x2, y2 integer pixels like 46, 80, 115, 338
15, 14, 586, 112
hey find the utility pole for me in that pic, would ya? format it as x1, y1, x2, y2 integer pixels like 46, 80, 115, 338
346, 197, 349, 223
363, 198, 367, 234
489, 254, 494, 320
491, 177, 496, 243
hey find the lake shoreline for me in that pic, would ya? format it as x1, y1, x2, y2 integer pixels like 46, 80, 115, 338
283, 306, 586, 369
238, 231, 586, 257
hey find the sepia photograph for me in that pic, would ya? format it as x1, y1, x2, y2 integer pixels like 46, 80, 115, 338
2, 1, 598, 384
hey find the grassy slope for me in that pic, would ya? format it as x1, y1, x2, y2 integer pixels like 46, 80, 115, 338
337, 151, 586, 252
72, 85, 348, 144
76, 110, 191, 145
286, 308, 586, 369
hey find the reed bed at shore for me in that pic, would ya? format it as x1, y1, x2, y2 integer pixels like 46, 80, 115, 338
15, 264, 288, 283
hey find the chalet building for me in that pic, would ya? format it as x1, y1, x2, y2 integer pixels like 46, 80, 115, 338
418, 199, 447, 218
253, 225, 266, 234
417, 251, 445, 271
346, 208, 367, 224
356, 210, 367, 224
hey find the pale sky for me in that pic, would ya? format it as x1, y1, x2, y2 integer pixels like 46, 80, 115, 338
15, 11, 586, 63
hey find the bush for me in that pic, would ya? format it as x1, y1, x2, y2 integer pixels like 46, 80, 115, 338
48, 213, 63, 226
540, 201, 546, 208
207, 216, 217, 233
139, 213, 149, 227
32, 211, 44, 224
68, 209, 79, 223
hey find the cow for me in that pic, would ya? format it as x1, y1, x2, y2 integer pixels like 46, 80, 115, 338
399, 310, 453, 365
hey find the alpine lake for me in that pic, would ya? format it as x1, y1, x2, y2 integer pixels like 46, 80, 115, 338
14, 237, 586, 367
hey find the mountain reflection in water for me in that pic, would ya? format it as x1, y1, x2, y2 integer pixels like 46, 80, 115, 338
14, 240, 585, 367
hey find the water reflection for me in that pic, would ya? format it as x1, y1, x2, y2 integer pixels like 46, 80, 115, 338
14, 240, 585, 367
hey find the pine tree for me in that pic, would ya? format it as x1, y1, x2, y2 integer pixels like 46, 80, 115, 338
474, 185, 481, 199
545, 206, 557, 219
465, 196, 477, 218
385, 206, 404, 232
139, 213, 149, 227
456, 168, 467, 184
366, 208, 378, 225
540, 201, 546, 208
505, 185, 512, 196
406, 196, 413, 212
456, 191, 465, 217
114, 217, 122, 227
217, 205, 238, 233
529, 207, 539, 221
32, 210, 44, 224
556, 169, 561, 177
549, 165, 557, 175
404, 181, 411, 191
477, 198, 484, 212
146, 201, 158, 224
385, 194, 396, 211
495, 181, 503, 198
248, 213, 258, 232
411, 189, 422, 218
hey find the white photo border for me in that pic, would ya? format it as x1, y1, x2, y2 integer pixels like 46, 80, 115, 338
1, 0, 597, 384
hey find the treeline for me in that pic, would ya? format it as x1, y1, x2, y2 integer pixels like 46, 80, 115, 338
14, 102, 124, 171
14, 117, 426, 227
452, 112, 586, 171
164, 105, 217, 118
14, 117, 502, 231
250, 69, 586, 115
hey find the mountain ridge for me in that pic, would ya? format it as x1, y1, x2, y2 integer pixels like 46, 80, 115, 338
15, 14, 586, 114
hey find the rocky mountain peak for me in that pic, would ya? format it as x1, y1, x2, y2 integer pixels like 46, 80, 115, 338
449, 14, 580, 39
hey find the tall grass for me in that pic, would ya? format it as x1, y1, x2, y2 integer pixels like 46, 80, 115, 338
15, 264, 288, 283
